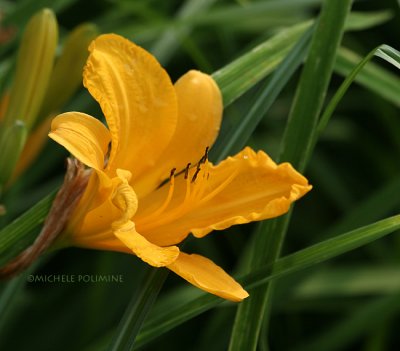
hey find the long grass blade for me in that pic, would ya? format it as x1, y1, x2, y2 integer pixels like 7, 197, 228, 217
107, 268, 169, 351
229, 1, 353, 349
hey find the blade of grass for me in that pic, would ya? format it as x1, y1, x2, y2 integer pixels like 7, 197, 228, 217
0, 272, 28, 335
0, 190, 56, 266
212, 10, 392, 107
212, 21, 311, 106
150, 0, 217, 65
293, 265, 400, 298
311, 44, 400, 162
133, 214, 400, 349
107, 268, 169, 351
229, 1, 353, 350
210, 23, 314, 162
335, 47, 400, 107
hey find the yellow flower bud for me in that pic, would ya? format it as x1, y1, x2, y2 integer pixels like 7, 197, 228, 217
0, 9, 57, 191
38, 23, 98, 124
2, 8, 58, 130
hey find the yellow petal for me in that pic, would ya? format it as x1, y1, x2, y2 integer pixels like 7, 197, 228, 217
69, 168, 135, 243
135, 147, 312, 246
83, 33, 178, 178
49, 112, 111, 170
111, 169, 179, 266
63, 167, 179, 267
134, 70, 223, 197
167, 252, 249, 302
114, 222, 179, 267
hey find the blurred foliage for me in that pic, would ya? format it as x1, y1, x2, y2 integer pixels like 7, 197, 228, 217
0, 0, 400, 350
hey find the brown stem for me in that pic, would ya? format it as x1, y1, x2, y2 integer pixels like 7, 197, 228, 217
0, 158, 91, 278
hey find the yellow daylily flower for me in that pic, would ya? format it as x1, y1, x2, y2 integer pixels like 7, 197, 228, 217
49, 33, 312, 302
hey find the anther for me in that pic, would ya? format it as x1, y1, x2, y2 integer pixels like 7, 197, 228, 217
184, 163, 191, 179
169, 167, 176, 180
191, 166, 201, 183
104, 141, 111, 167
199, 146, 209, 164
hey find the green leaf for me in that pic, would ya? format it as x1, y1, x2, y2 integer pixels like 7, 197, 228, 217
315, 44, 400, 155
212, 10, 392, 107
334, 46, 400, 108
293, 265, 400, 298
343, 10, 393, 31
213, 21, 310, 106
0, 191, 56, 267
229, 0, 353, 349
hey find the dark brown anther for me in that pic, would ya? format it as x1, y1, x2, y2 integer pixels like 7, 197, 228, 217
199, 146, 209, 164
191, 166, 201, 183
170, 167, 176, 180
184, 163, 191, 179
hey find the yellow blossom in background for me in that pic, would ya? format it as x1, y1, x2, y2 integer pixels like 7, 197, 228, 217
49, 34, 311, 301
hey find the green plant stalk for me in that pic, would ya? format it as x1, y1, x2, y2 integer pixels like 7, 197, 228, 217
229, 1, 353, 350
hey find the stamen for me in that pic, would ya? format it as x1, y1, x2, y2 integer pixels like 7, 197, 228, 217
136, 149, 213, 230
140, 168, 176, 224
169, 167, 176, 180
199, 146, 209, 164
184, 163, 191, 179
198, 169, 239, 205
191, 165, 201, 183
